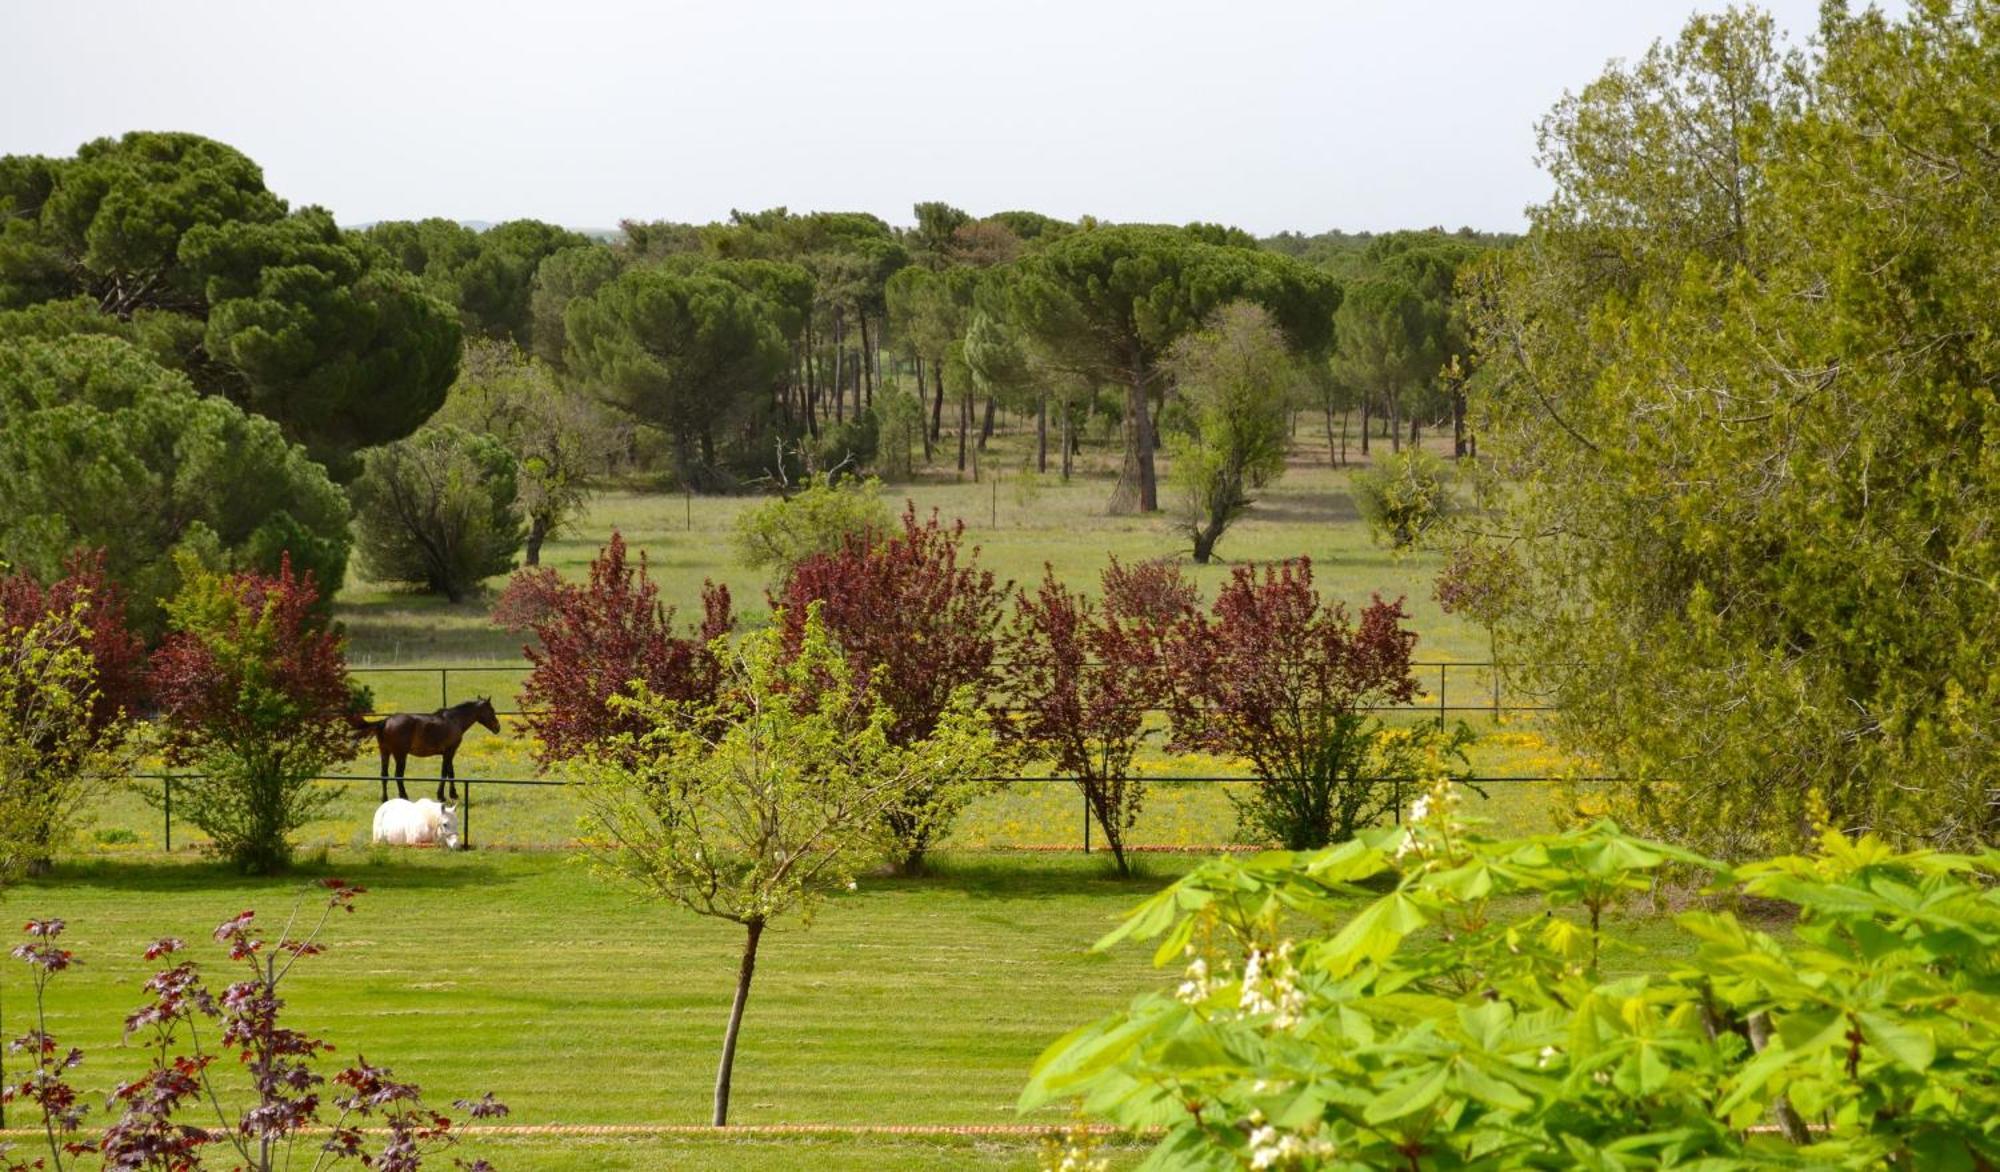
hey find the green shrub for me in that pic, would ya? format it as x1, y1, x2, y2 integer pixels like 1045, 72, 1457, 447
1351, 448, 1454, 550
349, 425, 524, 602
731, 474, 891, 576
1027, 787, 2000, 1169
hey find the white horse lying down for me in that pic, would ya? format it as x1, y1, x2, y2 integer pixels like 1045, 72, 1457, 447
372, 798, 459, 849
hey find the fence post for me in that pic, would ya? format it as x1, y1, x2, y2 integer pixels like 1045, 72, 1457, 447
1493, 663, 1501, 716
439, 668, 449, 711
1082, 792, 1091, 854
462, 781, 472, 850
164, 776, 173, 853
1392, 777, 1402, 826
1438, 664, 1447, 731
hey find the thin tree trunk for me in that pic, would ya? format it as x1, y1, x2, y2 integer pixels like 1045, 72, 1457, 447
1036, 393, 1048, 473
930, 362, 946, 444
1323, 400, 1337, 466
1360, 395, 1371, 456
858, 314, 874, 409
1060, 402, 1073, 481
832, 347, 845, 425
1339, 407, 1350, 466
713, 918, 765, 1127
957, 391, 969, 475
1452, 388, 1466, 458
916, 356, 933, 461
979, 394, 997, 450
1410, 412, 1420, 448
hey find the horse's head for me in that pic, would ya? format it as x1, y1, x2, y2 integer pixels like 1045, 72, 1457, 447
474, 697, 500, 735
441, 803, 461, 850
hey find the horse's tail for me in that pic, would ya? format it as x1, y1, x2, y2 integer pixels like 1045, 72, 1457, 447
347, 713, 386, 737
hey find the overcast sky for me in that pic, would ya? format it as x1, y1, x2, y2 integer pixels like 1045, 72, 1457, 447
5, 0, 1855, 235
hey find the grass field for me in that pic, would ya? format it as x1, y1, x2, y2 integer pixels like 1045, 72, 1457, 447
13, 850, 1687, 1169
16, 420, 1621, 1168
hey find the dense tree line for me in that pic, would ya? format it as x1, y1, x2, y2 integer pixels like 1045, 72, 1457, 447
2, 129, 1505, 615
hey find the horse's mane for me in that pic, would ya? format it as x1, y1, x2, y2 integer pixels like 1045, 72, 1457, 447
434, 698, 489, 717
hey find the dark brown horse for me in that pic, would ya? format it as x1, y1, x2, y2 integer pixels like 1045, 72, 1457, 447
351, 698, 501, 802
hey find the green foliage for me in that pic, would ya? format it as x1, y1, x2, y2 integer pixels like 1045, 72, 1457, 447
527, 243, 625, 369
188, 207, 463, 474
563, 267, 789, 488
1009, 225, 1340, 513
432, 340, 625, 564
0, 334, 351, 635
872, 388, 927, 481
1027, 792, 2000, 1169
574, 605, 997, 1123
1351, 449, 1455, 551
0, 606, 129, 886
361, 216, 590, 346
0, 133, 461, 472
1163, 303, 1296, 563
149, 558, 355, 874
731, 475, 891, 576
1466, 4, 2000, 852
349, 425, 525, 602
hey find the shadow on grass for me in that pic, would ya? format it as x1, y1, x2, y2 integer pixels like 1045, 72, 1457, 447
33, 852, 511, 895
864, 852, 1196, 902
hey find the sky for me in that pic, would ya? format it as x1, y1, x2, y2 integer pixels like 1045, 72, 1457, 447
4, 0, 1856, 236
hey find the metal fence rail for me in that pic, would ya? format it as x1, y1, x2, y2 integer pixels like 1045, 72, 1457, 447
348, 660, 1561, 725
127, 769, 1615, 854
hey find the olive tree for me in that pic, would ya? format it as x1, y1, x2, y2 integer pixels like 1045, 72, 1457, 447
1163, 302, 1296, 563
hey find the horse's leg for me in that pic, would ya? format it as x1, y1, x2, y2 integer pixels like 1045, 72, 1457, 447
380, 744, 391, 803
395, 752, 409, 801
439, 748, 457, 802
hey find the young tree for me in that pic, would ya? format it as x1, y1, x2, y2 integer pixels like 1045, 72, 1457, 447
149, 557, 356, 873
432, 340, 623, 565
574, 608, 995, 1125
1351, 448, 1456, 551
349, 424, 525, 602
772, 506, 1008, 872
1163, 302, 1296, 563
0, 551, 145, 873
497, 531, 733, 768
1165, 559, 1456, 848
731, 474, 890, 577
1003, 559, 1194, 876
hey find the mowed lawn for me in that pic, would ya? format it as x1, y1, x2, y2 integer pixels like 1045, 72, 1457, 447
10, 851, 1184, 1169
12, 847, 1692, 1170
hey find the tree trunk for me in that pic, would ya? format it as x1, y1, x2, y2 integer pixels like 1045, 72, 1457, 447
1360, 395, 1371, 456
956, 391, 969, 475
1410, 412, 1421, 448
712, 917, 764, 1127
1323, 401, 1337, 466
978, 394, 997, 450
1036, 393, 1048, 474
525, 512, 552, 566
858, 314, 874, 410
916, 357, 933, 461
1452, 388, 1466, 458
1339, 408, 1349, 466
1060, 402, 1073, 481
1110, 370, 1158, 514
831, 348, 845, 425
929, 361, 946, 444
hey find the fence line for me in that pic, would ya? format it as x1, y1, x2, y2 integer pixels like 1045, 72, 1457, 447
125, 769, 1619, 855
348, 660, 1561, 724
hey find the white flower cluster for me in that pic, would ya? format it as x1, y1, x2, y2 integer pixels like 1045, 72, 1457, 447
1394, 779, 1463, 861
1177, 954, 1216, 1004
1246, 1121, 1336, 1170
1238, 942, 1306, 1028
